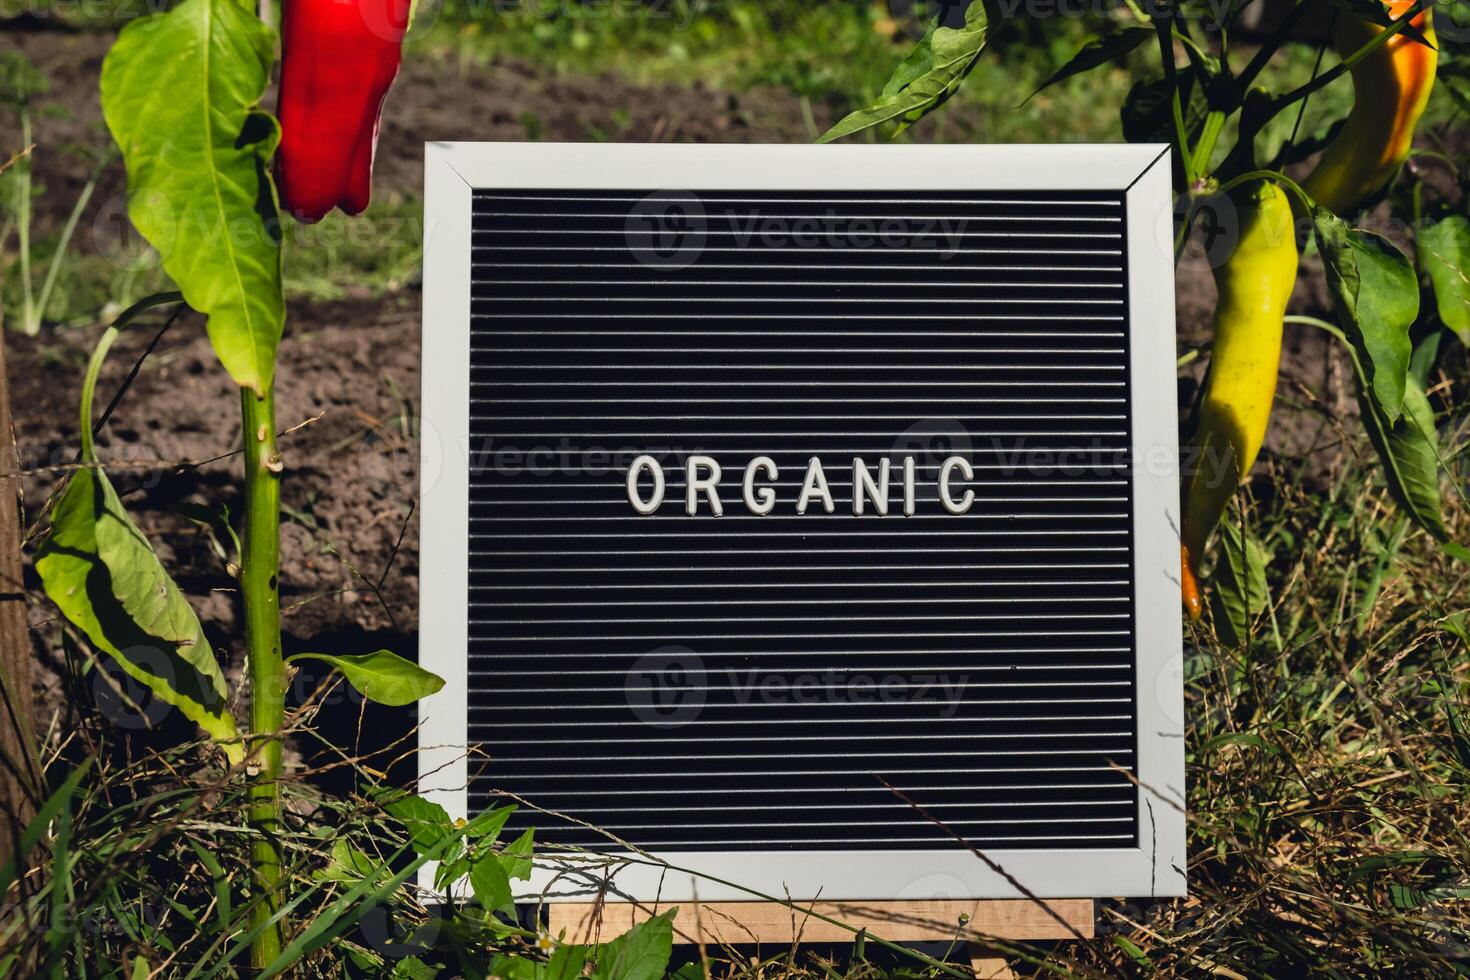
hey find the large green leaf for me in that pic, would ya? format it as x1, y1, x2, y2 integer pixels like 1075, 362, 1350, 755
1420, 216, 1470, 345
35, 329, 238, 758
287, 649, 444, 706
1315, 207, 1418, 422
1209, 519, 1268, 647
1024, 28, 1153, 105
591, 909, 676, 980
817, 2, 987, 143
99, 0, 284, 394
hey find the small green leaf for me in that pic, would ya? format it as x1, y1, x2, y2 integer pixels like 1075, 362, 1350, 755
591, 909, 676, 980
501, 828, 535, 881
389, 958, 439, 980
545, 943, 591, 980
436, 806, 517, 888
1113, 934, 1152, 967
1120, 69, 1209, 146
1420, 215, 1470, 345
466, 805, 515, 843
1315, 207, 1418, 422
1024, 28, 1152, 105
382, 792, 456, 855
488, 955, 537, 980
1209, 519, 1268, 647
471, 850, 513, 913
818, 2, 988, 143
131, 956, 151, 980
320, 839, 378, 883
100, 0, 284, 393
288, 649, 444, 706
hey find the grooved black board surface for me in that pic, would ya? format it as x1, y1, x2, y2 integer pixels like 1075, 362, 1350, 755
465, 188, 1139, 851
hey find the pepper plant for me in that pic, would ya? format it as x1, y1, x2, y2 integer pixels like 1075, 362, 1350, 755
826, 0, 1469, 634
33, 0, 435, 969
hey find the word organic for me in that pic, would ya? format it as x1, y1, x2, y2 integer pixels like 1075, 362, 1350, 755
624, 454, 990, 516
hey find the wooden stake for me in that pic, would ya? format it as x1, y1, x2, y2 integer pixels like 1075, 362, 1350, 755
0, 325, 40, 867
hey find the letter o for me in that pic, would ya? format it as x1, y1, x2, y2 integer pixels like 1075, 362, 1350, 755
626, 455, 665, 515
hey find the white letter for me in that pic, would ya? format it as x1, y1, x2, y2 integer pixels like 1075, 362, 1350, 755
796, 457, 834, 514
939, 456, 974, 514
852, 458, 890, 516
743, 456, 778, 515
627, 455, 664, 515
903, 456, 916, 516
686, 455, 723, 516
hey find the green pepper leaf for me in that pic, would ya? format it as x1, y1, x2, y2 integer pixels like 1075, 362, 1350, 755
1361, 373, 1461, 549
288, 649, 444, 706
880, 15, 939, 98
36, 471, 239, 755
35, 328, 238, 758
100, 0, 284, 394
1208, 518, 1268, 647
1024, 28, 1153, 105
818, 2, 988, 143
1314, 207, 1417, 422
1120, 68, 1209, 146
1420, 215, 1470, 345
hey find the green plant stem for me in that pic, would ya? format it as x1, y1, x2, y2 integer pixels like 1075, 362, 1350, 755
1268, 0, 1426, 115
16, 111, 34, 336
1190, 109, 1226, 179
241, 385, 285, 970
1153, 10, 1197, 186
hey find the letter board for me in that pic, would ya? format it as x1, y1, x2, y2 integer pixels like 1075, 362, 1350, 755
420, 143, 1185, 901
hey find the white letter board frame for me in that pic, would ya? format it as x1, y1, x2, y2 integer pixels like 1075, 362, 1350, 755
418, 142, 1185, 902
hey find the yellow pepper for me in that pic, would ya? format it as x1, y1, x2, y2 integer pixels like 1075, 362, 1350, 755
1302, 0, 1438, 214
1181, 182, 1299, 619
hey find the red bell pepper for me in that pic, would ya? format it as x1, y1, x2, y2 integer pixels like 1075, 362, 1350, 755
276, 0, 411, 224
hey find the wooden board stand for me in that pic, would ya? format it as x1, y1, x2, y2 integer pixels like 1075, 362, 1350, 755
548, 899, 1095, 978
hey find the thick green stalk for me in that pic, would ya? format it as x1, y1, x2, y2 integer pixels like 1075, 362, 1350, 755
241, 386, 284, 969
